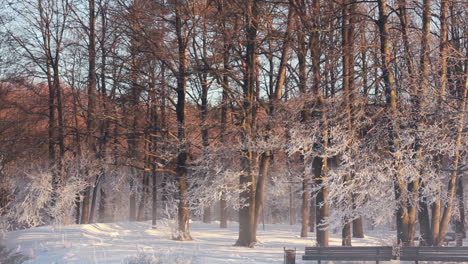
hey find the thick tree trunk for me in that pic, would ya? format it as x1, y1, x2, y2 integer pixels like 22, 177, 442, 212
309, 0, 328, 247
313, 157, 329, 247
342, 223, 352, 246
418, 198, 432, 245
352, 217, 364, 238
81, 187, 91, 224
137, 172, 150, 221
309, 196, 315, 232
455, 176, 466, 239
235, 0, 259, 248
89, 175, 101, 223
253, 152, 270, 239
236, 155, 256, 247
98, 186, 106, 222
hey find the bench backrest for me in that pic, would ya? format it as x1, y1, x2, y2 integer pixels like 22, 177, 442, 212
303, 246, 393, 261
400, 247, 468, 262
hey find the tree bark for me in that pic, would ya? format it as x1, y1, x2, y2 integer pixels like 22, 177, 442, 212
434, 53, 467, 246
352, 217, 364, 238
310, 0, 328, 247
297, 17, 310, 238
82, 0, 98, 225
455, 176, 466, 239
253, 152, 270, 239
309, 196, 315, 232
235, 0, 260, 247
173, 0, 192, 241
377, 0, 411, 246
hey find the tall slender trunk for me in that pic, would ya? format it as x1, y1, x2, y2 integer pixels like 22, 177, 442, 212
377, 0, 409, 246
54, 63, 65, 184
82, 0, 97, 225
396, 0, 422, 244
197, 18, 211, 224
256, 3, 293, 238
309, 0, 328, 247
219, 65, 229, 228
70, 77, 82, 224
411, 0, 432, 244
253, 152, 270, 238
97, 1, 110, 223
434, 53, 467, 246
174, 0, 192, 240
297, 15, 310, 238
455, 176, 466, 239
341, 0, 355, 246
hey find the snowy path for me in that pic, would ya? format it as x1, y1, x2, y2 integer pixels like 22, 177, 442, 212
2, 221, 465, 263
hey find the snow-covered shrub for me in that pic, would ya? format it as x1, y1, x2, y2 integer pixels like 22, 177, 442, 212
2, 156, 96, 230
123, 252, 194, 264
123, 252, 163, 264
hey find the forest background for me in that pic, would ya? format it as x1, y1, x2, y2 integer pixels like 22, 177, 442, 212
0, 0, 466, 248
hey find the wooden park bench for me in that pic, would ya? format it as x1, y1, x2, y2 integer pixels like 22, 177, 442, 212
302, 246, 393, 264
398, 246, 468, 263
302, 245, 468, 264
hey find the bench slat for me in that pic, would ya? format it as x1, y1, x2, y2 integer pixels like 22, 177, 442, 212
303, 246, 468, 262
303, 246, 393, 261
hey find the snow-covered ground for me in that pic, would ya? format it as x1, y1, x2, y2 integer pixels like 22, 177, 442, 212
1, 221, 466, 263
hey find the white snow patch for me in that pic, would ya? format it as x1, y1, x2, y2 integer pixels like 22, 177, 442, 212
2, 221, 467, 263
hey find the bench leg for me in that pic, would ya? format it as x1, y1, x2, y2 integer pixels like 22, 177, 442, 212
376, 261, 379, 264
317, 261, 321, 264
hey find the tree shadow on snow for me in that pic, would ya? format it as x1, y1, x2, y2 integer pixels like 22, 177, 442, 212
0, 244, 29, 264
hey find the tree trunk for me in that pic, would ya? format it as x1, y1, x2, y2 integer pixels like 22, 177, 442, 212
82, 0, 98, 225
235, 0, 259, 248
377, 0, 410, 246
301, 169, 310, 238
173, 0, 192, 241
352, 217, 364, 238
313, 157, 329, 247
81, 187, 91, 224
309, 0, 328, 247
217, 0, 230, 229
417, 198, 431, 245
341, 0, 355, 245
137, 171, 149, 221
152, 167, 157, 229
297, 22, 310, 238
88, 175, 101, 223
236, 154, 256, 247
309, 196, 315, 232
342, 223, 352, 246
253, 152, 270, 239
434, 56, 467, 246
455, 176, 466, 239
98, 185, 106, 222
